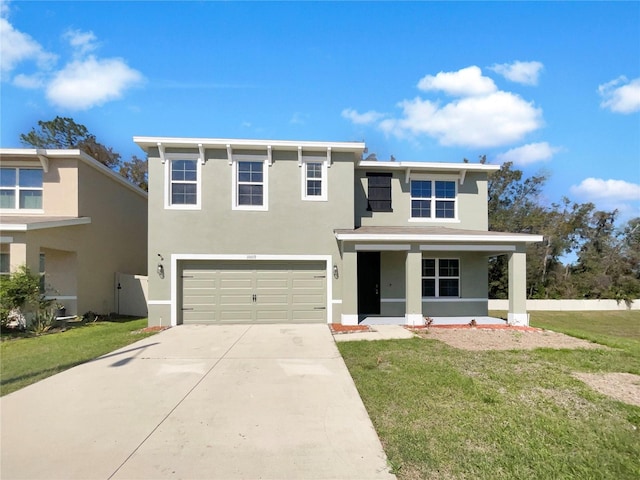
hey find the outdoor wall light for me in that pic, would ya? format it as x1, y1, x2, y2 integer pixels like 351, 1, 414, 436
333, 264, 339, 279
157, 253, 165, 279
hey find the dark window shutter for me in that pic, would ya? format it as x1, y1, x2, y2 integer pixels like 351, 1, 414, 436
366, 173, 392, 212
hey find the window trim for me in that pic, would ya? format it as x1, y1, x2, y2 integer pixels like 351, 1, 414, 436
409, 174, 458, 222
0, 167, 44, 213
301, 158, 328, 201
422, 258, 460, 298
164, 154, 202, 210
232, 156, 269, 211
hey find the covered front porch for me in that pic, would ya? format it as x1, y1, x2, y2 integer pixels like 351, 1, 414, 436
334, 226, 543, 327
359, 315, 507, 326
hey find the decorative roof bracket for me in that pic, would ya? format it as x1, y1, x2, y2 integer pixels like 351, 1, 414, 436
226, 144, 233, 165
298, 146, 303, 167
327, 147, 332, 168
157, 143, 166, 164
459, 169, 467, 185
36, 149, 49, 173
267, 145, 272, 166
198, 144, 206, 165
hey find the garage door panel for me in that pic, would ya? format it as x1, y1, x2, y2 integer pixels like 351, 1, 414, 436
182, 261, 327, 324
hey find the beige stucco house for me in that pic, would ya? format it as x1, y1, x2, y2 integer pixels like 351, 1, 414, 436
134, 136, 542, 328
0, 149, 147, 316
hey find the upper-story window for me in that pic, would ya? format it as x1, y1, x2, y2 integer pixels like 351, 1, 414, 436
410, 179, 457, 220
422, 258, 460, 297
233, 158, 268, 210
165, 154, 201, 209
366, 172, 392, 212
302, 159, 327, 201
0, 168, 43, 211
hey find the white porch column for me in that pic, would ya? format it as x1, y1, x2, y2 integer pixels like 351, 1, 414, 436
341, 244, 358, 326
405, 245, 424, 326
508, 245, 529, 326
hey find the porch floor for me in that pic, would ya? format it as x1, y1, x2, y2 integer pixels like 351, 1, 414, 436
360, 316, 507, 326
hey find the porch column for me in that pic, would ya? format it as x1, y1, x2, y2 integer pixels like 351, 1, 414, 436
405, 245, 424, 326
341, 244, 358, 326
9, 240, 40, 274
508, 245, 529, 326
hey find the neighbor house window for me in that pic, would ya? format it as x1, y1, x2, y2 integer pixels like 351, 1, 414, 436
410, 179, 456, 220
165, 155, 201, 209
0, 168, 43, 210
233, 159, 268, 210
422, 258, 459, 297
366, 172, 392, 212
0, 252, 9, 278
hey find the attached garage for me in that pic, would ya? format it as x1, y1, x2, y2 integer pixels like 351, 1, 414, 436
180, 260, 327, 324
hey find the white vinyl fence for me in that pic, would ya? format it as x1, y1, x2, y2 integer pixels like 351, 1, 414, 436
488, 299, 639, 311
115, 273, 149, 317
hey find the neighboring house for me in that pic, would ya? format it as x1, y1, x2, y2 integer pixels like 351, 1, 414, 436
134, 136, 542, 328
0, 149, 147, 316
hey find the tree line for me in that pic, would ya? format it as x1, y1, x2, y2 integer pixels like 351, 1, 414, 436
19, 117, 639, 301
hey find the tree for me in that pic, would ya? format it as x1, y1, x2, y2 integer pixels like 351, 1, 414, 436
20, 116, 148, 190
119, 155, 148, 192
20, 116, 121, 169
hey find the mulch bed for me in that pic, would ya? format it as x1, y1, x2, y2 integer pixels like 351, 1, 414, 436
409, 324, 541, 332
329, 324, 372, 334
137, 326, 171, 333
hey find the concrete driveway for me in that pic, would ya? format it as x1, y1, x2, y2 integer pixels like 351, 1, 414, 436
1, 324, 395, 480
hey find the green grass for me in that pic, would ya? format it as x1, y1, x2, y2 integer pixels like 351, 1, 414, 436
1, 318, 156, 396
338, 311, 640, 479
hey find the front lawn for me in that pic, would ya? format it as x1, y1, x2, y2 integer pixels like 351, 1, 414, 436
1, 318, 157, 396
338, 311, 640, 479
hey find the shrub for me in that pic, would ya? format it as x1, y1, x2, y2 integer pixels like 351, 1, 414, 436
0, 265, 51, 329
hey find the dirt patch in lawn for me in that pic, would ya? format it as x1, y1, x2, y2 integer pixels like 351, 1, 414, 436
414, 327, 606, 351
573, 372, 640, 407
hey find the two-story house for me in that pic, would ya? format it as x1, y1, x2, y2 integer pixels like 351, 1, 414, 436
0, 148, 147, 316
134, 136, 542, 328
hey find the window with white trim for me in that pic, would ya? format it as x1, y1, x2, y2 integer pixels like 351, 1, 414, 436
410, 179, 456, 219
0, 168, 43, 211
165, 155, 201, 209
302, 160, 327, 201
233, 159, 268, 210
422, 258, 459, 297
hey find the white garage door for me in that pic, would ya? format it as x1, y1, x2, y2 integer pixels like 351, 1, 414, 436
181, 261, 327, 324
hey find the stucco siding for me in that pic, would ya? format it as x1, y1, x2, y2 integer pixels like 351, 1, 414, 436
355, 170, 489, 230
147, 147, 357, 323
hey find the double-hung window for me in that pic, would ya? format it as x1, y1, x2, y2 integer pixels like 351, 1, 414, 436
410, 178, 457, 220
302, 158, 327, 201
422, 258, 460, 297
0, 168, 43, 211
166, 154, 201, 209
233, 158, 268, 210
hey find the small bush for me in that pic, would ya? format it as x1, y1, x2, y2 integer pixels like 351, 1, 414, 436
28, 309, 57, 336
0, 266, 42, 328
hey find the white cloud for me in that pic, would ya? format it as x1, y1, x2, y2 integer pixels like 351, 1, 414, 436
598, 76, 640, 114
46, 56, 143, 110
379, 90, 542, 148
64, 29, 98, 57
0, 17, 57, 76
496, 142, 562, 166
417, 66, 497, 97
341, 108, 385, 125
344, 66, 543, 148
570, 178, 640, 202
13, 72, 44, 89
489, 61, 544, 86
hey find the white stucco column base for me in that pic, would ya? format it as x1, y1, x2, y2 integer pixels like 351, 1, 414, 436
508, 312, 530, 326
341, 314, 359, 326
405, 313, 425, 326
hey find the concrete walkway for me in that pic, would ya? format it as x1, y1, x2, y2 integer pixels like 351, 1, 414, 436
1, 324, 395, 480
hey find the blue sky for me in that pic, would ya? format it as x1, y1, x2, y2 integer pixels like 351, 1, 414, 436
2, 1, 639, 221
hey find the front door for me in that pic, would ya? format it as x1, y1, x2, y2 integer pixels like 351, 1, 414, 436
357, 252, 380, 315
